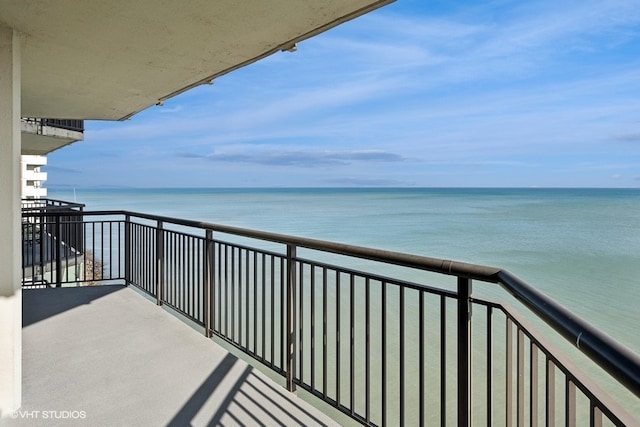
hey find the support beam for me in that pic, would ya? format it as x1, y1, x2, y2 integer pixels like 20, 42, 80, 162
0, 24, 22, 417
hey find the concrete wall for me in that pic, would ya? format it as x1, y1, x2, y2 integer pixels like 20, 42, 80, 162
0, 24, 22, 417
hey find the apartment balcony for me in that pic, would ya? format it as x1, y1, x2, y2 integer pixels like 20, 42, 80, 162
13, 202, 640, 426
22, 170, 47, 182
20, 118, 85, 156
2, 285, 336, 426
21, 186, 47, 199
20, 155, 46, 167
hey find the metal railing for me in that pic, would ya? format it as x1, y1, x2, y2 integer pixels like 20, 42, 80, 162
22, 200, 87, 287
41, 119, 84, 132
21, 198, 85, 212
21, 118, 84, 133
20, 208, 640, 426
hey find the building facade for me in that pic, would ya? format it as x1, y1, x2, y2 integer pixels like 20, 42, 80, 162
20, 155, 47, 200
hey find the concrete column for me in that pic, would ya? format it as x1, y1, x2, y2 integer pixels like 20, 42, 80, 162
0, 24, 22, 417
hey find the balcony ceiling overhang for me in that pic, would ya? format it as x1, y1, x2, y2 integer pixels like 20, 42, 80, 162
21, 132, 83, 156
1, 0, 392, 121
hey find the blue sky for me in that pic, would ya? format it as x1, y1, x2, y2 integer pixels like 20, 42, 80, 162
48, 0, 640, 188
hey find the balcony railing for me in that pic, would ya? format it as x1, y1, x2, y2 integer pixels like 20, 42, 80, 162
22, 199, 86, 287
20, 208, 640, 426
40, 118, 84, 132
21, 197, 85, 212
21, 118, 85, 133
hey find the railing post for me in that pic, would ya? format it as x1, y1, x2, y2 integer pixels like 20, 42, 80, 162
124, 215, 130, 285
39, 213, 45, 281
204, 229, 213, 338
457, 276, 472, 427
156, 221, 164, 306
286, 244, 297, 392
55, 213, 62, 287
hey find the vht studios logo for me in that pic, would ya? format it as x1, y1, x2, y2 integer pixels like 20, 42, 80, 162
9, 410, 87, 419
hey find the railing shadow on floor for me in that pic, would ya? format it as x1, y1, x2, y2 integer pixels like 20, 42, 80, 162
167, 353, 331, 427
22, 285, 124, 327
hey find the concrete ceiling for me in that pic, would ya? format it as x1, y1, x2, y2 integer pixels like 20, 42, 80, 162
20, 120, 84, 155
1, 0, 392, 121
21, 132, 81, 156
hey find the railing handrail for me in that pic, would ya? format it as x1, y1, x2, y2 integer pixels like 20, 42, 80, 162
497, 270, 640, 399
21, 198, 85, 211
21, 208, 640, 399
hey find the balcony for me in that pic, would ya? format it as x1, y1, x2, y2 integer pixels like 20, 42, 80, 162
39, 119, 84, 133
20, 186, 47, 200
3, 285, 337, 426
20, 118, 85, 156
15, 201, 640, 426
22, 170, 47, 182
21, 118, 84, 134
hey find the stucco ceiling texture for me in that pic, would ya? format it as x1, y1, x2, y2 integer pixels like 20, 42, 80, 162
1, 0, 392, 121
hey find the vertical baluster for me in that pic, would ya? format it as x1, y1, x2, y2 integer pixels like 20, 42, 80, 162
487, 306, 493, 427
365, 277, 371, 425
506, 318, 513, 427
190, 236, 195, 318
59, 215, 65, 284
323, 267, 328, 400
382, 281, 387, 426
440, 295, 446, 426
238, 248, 243, 346
270, 255, 275, 367
150, 226, 154, 293
118, 221, 122, 280
299, 262, 304, 385
218, 243, 223, 335
182, 234, 186, 313
517, 329, 524, 427
400, 285, 405, 426
225, 245, 230, 339
281, 256, 285, 372
311, 264, 316, 391
156, 221, 163, 305
253, 251, 258, 355
130, 222, 135, 286
29, 220, 35, 284
457, 277, 472, 427
109, 221, 113, 279
245, 249, 250, 350
261, 252, 266, 360
204, 230, 213, 338
39, 214, 46, 284
419, 290, 424, 427
286, 244, 296, 391
197, 238, 202, 321
336, 270, 341, 405
85, 219, 91, 285
350, 274, 355, 415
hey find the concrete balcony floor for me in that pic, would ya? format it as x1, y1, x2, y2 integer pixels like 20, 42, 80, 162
1, 286, 338, 427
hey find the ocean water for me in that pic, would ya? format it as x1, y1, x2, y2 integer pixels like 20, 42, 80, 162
49, 187, 640, 420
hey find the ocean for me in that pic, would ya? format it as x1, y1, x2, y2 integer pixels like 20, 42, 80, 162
49, 187, 640, 421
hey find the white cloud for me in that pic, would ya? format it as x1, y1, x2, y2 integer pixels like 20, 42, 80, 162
179, 148, 406, 167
